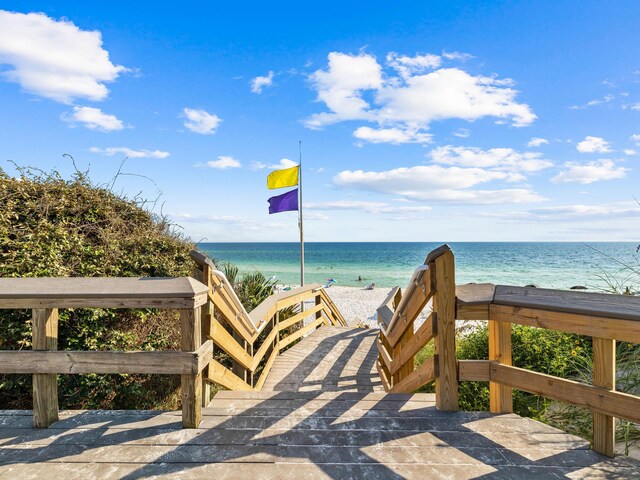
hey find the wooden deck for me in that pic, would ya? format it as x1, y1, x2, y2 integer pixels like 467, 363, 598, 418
2, 327, 639, 479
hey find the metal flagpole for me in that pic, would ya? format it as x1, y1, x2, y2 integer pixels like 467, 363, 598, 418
298, 140, 304, 288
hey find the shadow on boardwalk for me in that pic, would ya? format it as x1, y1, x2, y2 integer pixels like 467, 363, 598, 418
1, 327, 639, 479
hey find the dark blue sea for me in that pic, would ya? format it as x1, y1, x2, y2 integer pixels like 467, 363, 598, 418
199, 242, 640, 291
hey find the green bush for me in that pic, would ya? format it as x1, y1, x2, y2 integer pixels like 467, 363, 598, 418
0, 165, 194, 409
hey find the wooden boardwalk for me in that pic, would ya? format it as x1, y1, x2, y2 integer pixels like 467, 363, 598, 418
2, 326, 639, 479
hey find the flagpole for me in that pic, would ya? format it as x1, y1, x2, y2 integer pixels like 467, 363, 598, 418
298, 140, 304, 288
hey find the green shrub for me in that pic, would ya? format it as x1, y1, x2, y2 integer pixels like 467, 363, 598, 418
0, 165, 194, 409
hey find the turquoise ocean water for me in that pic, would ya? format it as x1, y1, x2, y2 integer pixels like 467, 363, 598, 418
199, 242, 640, 291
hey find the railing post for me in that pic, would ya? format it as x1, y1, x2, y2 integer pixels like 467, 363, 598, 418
197, 263, 213, 408
315, 293, 323, 323
433, 250, 458, 411
32, 308, 59, 428
181, 307, 202, 428
593, 337, 615, 457
488, 307, 513, 413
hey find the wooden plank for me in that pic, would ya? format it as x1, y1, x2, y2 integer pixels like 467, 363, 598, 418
458, 360, 490, 382
279, 317, 325, 350
385, 270, 433, 348
456, 303, 490, 321
455, 283, 496, 306
389, 313, 435, 376
488, 318, 513, 414
196, 340, 214, 373
393, 322, 414, 385
274, 289, 319, 312
494, 284, 640, 322
206, 359, 253, 391
248, 284, 322, 325
377, 305, 394, 332
592, 337, 615, 457
0, 277, 208, 309
208, 290, 252, 341
319, 289, 347, 326
277, 304, 323, 332
376, 338, 393, 372
251, 327, 278, 371
390, 356, 435, 393
376, 359, 391, 392
255, 345, 278, 391
490, 363, 640, 424
201, 300, 213, 406
32, 308, 58, 428
208, 318, 253, 370
0, 350, 207, 374
433, 250, 459, 411
491, 304, 640, 344
181, 308, 202, 428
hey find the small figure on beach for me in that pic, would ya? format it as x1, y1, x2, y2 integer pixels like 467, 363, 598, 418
357, 275, 362, 282
365, 283, 375, 290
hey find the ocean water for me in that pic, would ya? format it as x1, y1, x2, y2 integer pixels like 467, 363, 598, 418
199, 242, 640, 291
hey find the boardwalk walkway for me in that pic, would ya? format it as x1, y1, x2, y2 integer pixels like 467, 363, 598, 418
1, 326, 639, 479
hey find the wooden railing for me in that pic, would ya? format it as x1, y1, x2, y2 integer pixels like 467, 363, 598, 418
190, 250, 347, 396
0, 277, 211, 429
377, 244, 640, 457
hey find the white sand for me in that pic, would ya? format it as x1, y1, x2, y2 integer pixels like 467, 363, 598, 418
301, 285, 429, 328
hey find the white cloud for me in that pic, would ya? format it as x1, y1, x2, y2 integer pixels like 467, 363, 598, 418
305, 51, 535, 144
353, 126, 432, 144
552, 159, 627, 184
0, 10, 126, 103
333, 165, 544, 204
182, 108, 222, 134
307, 200, 432, 215
250, 70, 274, 94
429, 145, 553, 173
204, 156, 241, 169
251, 158, 297, 170
62, 106, 123, 131
89, 147, 169, 158
527, 137, 548, 147
453, 128, 470, 138
631, 134, 640, 144
442, 51, 474, 61
386, 52, 441, 79
624, 149, 636, 155
570, 94, 615, 109
576, 136, 611, 153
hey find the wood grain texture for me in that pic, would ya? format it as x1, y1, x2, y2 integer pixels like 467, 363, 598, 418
433, 250, 459, 411
208, 318, 253, 370
0, 277, 208, 309
32, 308, 59, 428
488, 317, 513, 414
206, 360, 253, 391
278, 317, 325, 351
389, 313, 435, 376
490, 304, 640, 343
494, 284, 640, 322
490, 363, 640, 424
592, 337, 615, 457
390, 356, 435, 393
181, 308, 202, 428
458, 360, 490, 382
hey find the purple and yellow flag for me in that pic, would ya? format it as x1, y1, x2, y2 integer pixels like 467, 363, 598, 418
268, 188, 298, 214
267, 165, 299, 189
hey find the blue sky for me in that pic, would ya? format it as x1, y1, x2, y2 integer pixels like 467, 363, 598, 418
1, 1, 639, 242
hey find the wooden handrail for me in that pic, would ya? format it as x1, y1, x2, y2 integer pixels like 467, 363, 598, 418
190, 250, 348, 394
0, 277, 212, 430
378, 246, 640, 458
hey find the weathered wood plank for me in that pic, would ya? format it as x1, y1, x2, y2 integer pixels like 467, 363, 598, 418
390, 356, 435, 393
494, 284, 640, 322
433, 250, 458, 411
319, 289, 347, 326
206, 360, 253, 391
208, 318, 253, 370
456, 285, 493, 320
490, 363, 640, 424
490, 304, 640, 343
376, 338, 393, 372
251, 327, 278, 372
0, 349, 208, 375
32, 308, 58, 428
0, 277, 208, 309
592, 337, 615, 457
489, 316, 513, 414
181, 308, 202, 428
279, 317, 325, 350
458, 360, 490, 382
389, 313, 435, 376
376, 359, 391, 392
277, 304, 322, 332
255, 345, 278, 391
